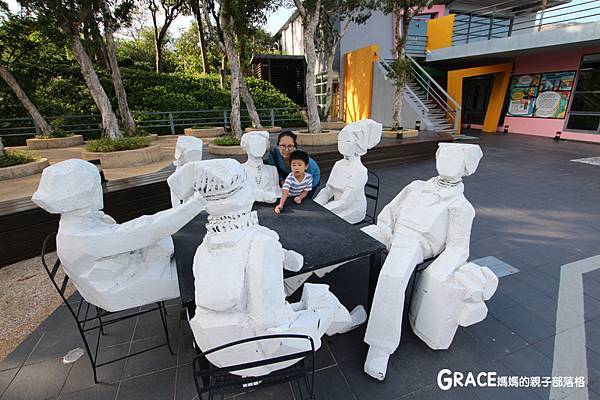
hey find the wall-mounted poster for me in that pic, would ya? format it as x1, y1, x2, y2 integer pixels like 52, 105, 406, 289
506, 70, 576, 119
507, 74, 540, 117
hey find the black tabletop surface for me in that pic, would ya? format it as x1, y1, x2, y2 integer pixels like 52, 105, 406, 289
172, 198, 386, 306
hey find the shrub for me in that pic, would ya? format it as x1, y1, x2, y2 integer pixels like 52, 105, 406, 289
0, 150, 39, 168
35, 118, 74, 139
86, 136, 150, 152
212, 135, 240, 146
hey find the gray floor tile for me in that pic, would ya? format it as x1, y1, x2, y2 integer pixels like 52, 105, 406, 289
121, 336, 177, 379
399, 382, 480, 400
513, 270, 561, 300
1, 358, 71, 400
116, 368, 176, 400
58, 385, 118, 400
25, 327, 85, 366
174, 364, 195, 400
0, 368, 17, 397
492, 305, 556, 344
495, 275, 549, 305
499, 346, 553, 399
0, 329, 45, 372
389, 338, 449, 393
586, 320, 600, 355
471, 359, 542, 400
311, 366, 356, 400
436, 329, 498, 371
464, 315, 529, 358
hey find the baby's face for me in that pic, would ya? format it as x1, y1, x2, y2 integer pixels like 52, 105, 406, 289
291, 160, 308, 175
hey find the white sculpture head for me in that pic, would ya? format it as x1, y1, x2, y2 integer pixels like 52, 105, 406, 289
240, 131, 270, 159
169, 159, 252, 217
338, 119, 382, 157
174, 136, 203, 168
32, 159, 103, 214
435, 143, 483, 182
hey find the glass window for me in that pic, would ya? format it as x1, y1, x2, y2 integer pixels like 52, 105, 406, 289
570, 93, 600, 112
565, 53, 600, 133
566, 114, 600, 131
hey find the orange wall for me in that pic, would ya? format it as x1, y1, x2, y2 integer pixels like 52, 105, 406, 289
426, 14, 455, 51
344, 44, 379, 123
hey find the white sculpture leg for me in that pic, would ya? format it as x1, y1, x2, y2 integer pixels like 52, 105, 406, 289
364, 237, 425, 381
409, 262, 498, 349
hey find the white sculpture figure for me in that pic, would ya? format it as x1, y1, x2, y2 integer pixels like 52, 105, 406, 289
361, 143, 498, 381
32, 159, 206, 313
315, 119, 382, 224
171, 135, 204, 207
241, 131, 281, 203
177, 159, 366, 376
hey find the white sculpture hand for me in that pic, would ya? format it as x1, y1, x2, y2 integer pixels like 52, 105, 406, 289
283, 250, 304, 272
454, 263, 498, 327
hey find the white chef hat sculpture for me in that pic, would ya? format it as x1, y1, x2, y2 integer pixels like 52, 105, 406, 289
240, 131, 281, 203
171, 135, 204, 207
32, 159, 207, 312
361, 143, 498, 381
178, 158, 366, 376
315, 119, 382, 223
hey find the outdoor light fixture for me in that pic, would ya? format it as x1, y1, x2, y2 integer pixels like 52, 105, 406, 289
415, 121, 421, 131
554, 131, 562, 141
397, 127, 403, 140
503, 126, 509, 133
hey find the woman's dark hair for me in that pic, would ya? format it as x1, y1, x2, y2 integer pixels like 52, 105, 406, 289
290, 150, 309, 165
277, 130, 297, 146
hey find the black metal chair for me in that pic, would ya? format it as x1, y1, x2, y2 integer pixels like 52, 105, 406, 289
41, 232, 174, 384
354, 170, 380, 226
193, 334, 316, 400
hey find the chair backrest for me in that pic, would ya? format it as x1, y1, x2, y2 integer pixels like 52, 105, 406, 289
41, 233, 78, 319
193, 334, 315, 399
364, 171, 380, 224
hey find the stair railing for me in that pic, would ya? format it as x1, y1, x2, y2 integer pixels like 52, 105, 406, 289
377, 57, 429, 116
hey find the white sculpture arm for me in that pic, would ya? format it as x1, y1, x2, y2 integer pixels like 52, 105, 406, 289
254, 189, 277, 204
324, 171, 368, 215
314, 186, 333, 205
83, 195, 206, 259
361, 182, 418, 249
283, 249, 304, 272
427, 200, 475, 282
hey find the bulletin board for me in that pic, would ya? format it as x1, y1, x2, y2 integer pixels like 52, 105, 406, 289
506, 71, 576, 119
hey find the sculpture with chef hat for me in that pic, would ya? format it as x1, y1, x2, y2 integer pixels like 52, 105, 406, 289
315, 119, 382, 223
361, 143, 498, 381
171, 135, 204, 207
173, 159, 366, 376
32, 159, 207, 312
240, 131, 281, 203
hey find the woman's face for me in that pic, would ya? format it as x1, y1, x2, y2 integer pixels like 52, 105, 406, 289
278, 136, 296, 159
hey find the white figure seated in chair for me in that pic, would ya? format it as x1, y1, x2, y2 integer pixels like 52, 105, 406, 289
314, 119, 382, 224
171, 135, 204, 207
172, 159, 366, 376
361, 143, 498, 381
32, 159, 207, 313
241, 130, 281, 203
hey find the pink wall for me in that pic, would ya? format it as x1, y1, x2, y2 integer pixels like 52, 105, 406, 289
504, 45, 600, 143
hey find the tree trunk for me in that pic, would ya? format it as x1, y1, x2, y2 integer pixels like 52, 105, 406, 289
323, 48, 336, 122
221, 16, 242, 138
0, 136, 4, 155
392, 9, 410, 131
102, 0, 136, 136
220, 56, 226, 89
70, 34, 122, 139
191, 0, 209, 74
239, 67, 262, 128
154, 39, 162, 73
302, 3, 322, 134
0, 64, 52, 135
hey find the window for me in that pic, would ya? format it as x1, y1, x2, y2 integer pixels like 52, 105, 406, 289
565, 54, 600, 133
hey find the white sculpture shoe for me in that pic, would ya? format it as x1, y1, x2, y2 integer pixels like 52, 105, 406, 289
364, 346, 391, 381
339, 305, 368, 334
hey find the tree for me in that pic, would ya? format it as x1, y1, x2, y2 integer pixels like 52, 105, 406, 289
0, 9, 53, 135
374, 0, 432, 130
293, 0, 322, 133
219, 4, 242, 137
100, 0, 137, 135
188, 0, 209, 74
148, 0, 186, 73
21, 0, 123, 139
318, 0, 370, 121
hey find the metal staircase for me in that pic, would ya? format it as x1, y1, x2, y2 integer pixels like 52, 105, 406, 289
380, 55, 462, 135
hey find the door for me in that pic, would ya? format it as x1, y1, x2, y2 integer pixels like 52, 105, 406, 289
462, 74, 495, 125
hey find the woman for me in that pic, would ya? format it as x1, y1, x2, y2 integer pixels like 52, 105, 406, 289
267, 130, 321, 191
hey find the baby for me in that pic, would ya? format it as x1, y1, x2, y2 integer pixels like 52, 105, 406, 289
274, 150, 312, 214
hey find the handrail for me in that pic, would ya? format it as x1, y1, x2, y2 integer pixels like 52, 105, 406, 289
406, 55, 461, 111
377, 57, 429, 113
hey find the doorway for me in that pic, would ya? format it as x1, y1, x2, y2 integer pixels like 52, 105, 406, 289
462, 74, 495, 125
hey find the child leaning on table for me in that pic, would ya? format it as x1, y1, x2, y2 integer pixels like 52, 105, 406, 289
274, 150, 312, 214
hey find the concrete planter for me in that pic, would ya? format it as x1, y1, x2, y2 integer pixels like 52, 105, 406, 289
148, 134, 159, 141
382, 129, 419, 139
208, 143, 246, 155
245, 126, 282, 133
321, 121, 345, 130
0, 158, 49, 181
295, 130, 339, 146
184, 127, 225, 138
26, 135, 83, 150
82, 144, 161, 168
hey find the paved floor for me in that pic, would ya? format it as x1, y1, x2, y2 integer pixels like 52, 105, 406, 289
1, 133, 600, 400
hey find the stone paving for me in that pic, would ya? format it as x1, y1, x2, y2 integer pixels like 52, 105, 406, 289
1, 133, 600, 400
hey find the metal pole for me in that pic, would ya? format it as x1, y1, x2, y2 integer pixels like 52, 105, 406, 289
270, 108, 275, 127
488, 8, 495, 40
466, 14, 472, 44
223, 110, 228, 129
168, 112, 175, 135
538, 0, 547, 32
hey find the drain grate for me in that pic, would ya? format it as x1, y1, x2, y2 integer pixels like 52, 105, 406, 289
571, 157, 600, 166
470, 256, 519, 278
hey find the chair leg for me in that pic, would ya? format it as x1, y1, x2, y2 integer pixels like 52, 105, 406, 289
96, 307, 106, 336
158, 302, 175, 356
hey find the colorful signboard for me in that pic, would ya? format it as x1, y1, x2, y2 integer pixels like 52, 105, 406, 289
507, 71, 576, 119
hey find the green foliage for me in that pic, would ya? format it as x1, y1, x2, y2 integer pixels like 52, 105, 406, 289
33, 117, 75, 138
117, 27, 178, 72
212, 135, 240, 146
86, 136, 150, 152
0, 149, 39, 167
387, 57, 411, 86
